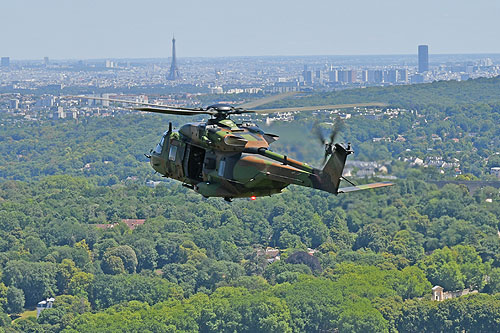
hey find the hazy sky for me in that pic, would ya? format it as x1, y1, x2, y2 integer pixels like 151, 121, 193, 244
2, 0, 500, 59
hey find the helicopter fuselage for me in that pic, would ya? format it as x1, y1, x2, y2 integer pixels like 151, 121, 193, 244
149, 119, 335, 199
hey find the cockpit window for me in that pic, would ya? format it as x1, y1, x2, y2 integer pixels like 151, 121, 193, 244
168, 145, 178, 161
154, 131, 168, 154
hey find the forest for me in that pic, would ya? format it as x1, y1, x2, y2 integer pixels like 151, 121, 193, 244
0, 77, 499, 332
2, 78, 500, 183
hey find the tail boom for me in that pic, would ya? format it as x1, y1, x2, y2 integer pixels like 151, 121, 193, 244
313, 143, 353, 194
312, 143, 394, 194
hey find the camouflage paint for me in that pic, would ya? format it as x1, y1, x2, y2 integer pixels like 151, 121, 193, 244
149, 119, 392, 199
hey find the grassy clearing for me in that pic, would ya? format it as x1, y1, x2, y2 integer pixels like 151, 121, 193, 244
12, 309, 37, 323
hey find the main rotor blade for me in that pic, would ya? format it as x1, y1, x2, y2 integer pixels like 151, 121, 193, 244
312, 121, 326, 144
230, 109, 256, 115
65, 95, 203, 111
330, 117, 344, 143
134, 107, 217, 116
250, 102, 387, 114
237, 92, 301, 109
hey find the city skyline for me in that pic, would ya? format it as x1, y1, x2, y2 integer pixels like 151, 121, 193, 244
1, 0, 500, 59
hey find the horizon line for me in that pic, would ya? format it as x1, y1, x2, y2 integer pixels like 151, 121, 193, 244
5, 52, 500, 62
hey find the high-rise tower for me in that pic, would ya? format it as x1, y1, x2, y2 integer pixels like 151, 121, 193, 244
1, 57, 10, 67
167, 37, 180, 80
418, 45, 429, 73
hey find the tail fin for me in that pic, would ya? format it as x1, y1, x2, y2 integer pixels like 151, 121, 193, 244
315, 143, 352, 194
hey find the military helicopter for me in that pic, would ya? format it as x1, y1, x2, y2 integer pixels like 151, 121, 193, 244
73, 95, 393, 201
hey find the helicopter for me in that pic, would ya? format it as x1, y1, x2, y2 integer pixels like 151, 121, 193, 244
72, 94, 393, 202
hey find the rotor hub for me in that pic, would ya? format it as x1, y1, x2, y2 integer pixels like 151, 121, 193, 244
207, 104, 233, 113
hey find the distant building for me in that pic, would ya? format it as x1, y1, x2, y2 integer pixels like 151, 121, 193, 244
265, 247, 280, 263
386, 69, 398, 83
481, 58, 493, 66
418, 45, 429, 72
9, 99, 19, 109
329, 69, 358, 83
36, 297, 55, 318
146, 180, 164, 188
315, 70, 323, 83
102, 93, 111, 107
272, 81, 299, 93
121, 219, 146, 230
337, 70, 346, 83
491, 167, 500, 179
303, 70, 313, 84
94, 219, 146, 231
399, 68, 408, 82
361, 70, 368, 82
347, 70, 357, 83
215, 69, 221, 81
95, 223, 115, 230
328, 70, 338, 82
366, 70, 376, 82
56, 106, 65, 119
338, 70, 356, 83
38, 95, 55, 108
43, 56, 49, 66
432, 285, 477, 301
411, 74, 424, 84
1, 57, 9, 67
210, 86, 223, 94
432, 285, 444, 301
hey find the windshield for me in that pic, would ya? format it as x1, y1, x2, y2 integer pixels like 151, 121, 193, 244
154, 131, 168, 154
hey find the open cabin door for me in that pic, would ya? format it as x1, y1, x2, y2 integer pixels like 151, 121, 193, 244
183, 144, 205, 182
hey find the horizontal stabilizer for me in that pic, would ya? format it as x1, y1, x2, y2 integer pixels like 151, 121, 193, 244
338, 181, 393, 193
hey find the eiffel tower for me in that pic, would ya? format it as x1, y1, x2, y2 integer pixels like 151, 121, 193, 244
167, 36, 180, 80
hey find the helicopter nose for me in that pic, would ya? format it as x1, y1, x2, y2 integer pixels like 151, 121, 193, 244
150, 155, 165, 174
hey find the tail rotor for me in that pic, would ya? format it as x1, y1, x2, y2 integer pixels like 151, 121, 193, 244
313, 117, 344, 164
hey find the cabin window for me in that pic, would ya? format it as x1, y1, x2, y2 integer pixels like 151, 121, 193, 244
218, 160, 226, 177
168, 145, 178, 161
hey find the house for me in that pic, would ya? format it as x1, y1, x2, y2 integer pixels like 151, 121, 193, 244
432, 285, 477, 302
95, 223, 115, 230
265, 247, 280, 263
412, 157, 424, 166
432, 285, 444, 301
94, 219, 146, 231
491, 167, 500, 179
121, 219, 146, 230
36, 297, 55, 318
